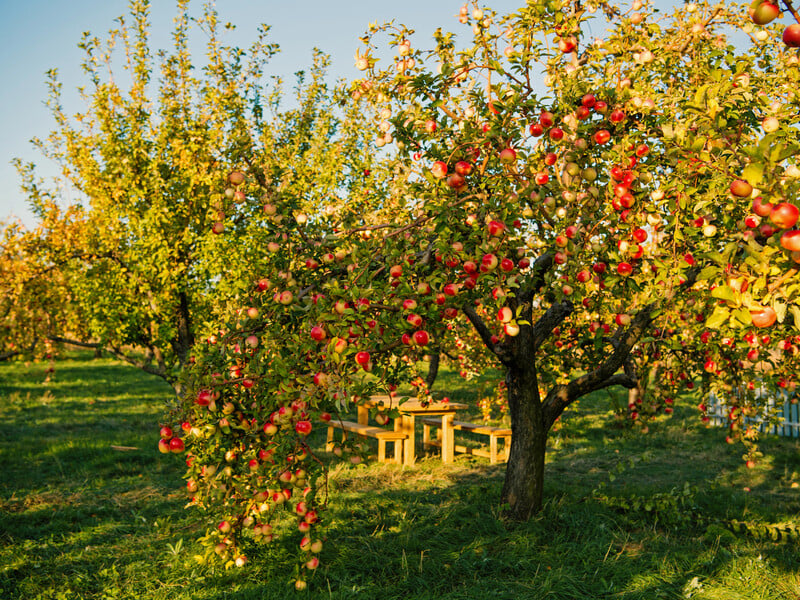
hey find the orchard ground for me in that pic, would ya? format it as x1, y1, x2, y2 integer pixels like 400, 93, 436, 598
1, 353, 798, 599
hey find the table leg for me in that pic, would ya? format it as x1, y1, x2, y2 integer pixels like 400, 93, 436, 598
401, 414, 416, 466
441, 413, 455, 464
357, 405, 368, 426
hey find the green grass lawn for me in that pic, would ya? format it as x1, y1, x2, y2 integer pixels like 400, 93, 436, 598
1, 354, 799, 599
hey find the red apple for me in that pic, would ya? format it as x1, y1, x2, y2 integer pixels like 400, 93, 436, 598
730, 179, 753, 198
455, 160, 473, 175
295, 421, 312, 436
310, 326, 326, 342
770, 202, 799, 229
413, 330, 430, 346
784, 24, 800, 47
617, 262, 633, 276
355, 351, 370, 365
751, 1, 779, 24
169, 437, 185, 453
752, 196, 773, 217
431, 161, 448, 179
593, 129, 611, 145
780, 230, 800, 252
447, 173, 466, 189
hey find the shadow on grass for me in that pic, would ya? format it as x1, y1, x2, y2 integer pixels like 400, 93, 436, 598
1, 356, 798, 600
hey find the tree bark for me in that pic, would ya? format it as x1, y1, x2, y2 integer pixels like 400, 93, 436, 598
501, 362, 547, 520
425, 352, 440, 391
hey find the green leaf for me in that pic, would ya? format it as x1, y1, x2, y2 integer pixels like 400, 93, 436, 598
706, 306, 730, 329
742, 163, 764, 186
711, 285, 736, 302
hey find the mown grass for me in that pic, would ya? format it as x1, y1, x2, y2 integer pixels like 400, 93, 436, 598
1, 354, 798, 599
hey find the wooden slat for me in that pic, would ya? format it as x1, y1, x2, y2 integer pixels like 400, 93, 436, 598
328, 420, 408, 440
421, 417, 511, 436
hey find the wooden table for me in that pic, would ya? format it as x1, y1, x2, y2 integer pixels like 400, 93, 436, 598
359, 395, 469, 466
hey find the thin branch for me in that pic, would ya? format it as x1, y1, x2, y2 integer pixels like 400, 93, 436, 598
462, 302, 509, 364
530, 299, 573, 351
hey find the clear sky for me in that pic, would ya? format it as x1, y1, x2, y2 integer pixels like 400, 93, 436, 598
0, 0, 532, 227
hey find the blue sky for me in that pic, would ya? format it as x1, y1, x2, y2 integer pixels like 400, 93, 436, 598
0, 0, 528, 227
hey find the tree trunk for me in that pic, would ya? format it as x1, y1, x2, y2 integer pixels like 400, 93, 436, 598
425, 352, 440, 391
501, 362, 547, 520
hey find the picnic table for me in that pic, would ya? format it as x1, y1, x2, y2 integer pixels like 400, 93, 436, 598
359, 395, 469, 466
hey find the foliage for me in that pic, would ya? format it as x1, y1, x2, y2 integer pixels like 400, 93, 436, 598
5, 1, 375, 392
171, 0, 800, 582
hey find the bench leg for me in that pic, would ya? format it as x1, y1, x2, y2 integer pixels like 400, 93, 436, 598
423, 422, 431, 447
441, 414, 455, 464
378, 439, 387, 463
489, 434, 498, 464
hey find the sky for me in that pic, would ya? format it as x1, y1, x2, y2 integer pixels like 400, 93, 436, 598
0, 0, 532, 227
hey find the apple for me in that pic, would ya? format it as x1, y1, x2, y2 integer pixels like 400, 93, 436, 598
615, 313, 631, 326
228, 171, 245, 185
780, 230, 800, 252
617, 262, 633, 276
481, 253, 499, 271
295, 421, 312, 436
593, 129, 611, 145
355, 351, 370, 366
504, 321, 520, 336
407, 313, 423, 327
310, 326, 326, 342
500, 258, 515, 272
558, 36, 577, 53
784, 24, 800, 47
158, 438, 171, 454
160, 425, 174, 439
770, 202, 799, 229
750, 1, 779, 25
499, 148, 517, 164
609, 109, 626, 124
413, 330, 430, 346
196, 389, 213, 406
549, 127, 564, 141
498, 307, 513, 323
447, 173, 466, 189
402, 298, 418, 311
750, 306, 777, 328
752, 197, 773, 217
455, 160, 473, 175
581, 93, 596, 108
389, 265, 403, 278
540, 111, 555, 127
529, 122, 544, 136
431, 161, 448, 178
730, 179, 753, 197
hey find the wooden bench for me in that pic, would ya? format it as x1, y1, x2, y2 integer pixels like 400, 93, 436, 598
326, 420, 407, 463
421, 417, 511, 464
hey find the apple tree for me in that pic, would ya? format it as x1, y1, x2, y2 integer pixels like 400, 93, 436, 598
10, 0, 377, 392
173, 0, 800, 584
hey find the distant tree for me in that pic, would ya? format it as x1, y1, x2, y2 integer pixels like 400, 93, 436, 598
7, 0, 377, 393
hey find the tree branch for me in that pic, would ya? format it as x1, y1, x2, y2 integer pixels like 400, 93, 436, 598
541, 303, 655, 429
462, 302, 510, 364
520, 252, 554, 303
530, 300, 573, 351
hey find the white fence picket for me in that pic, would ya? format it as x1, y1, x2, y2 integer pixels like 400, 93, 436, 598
706, 389, 799, 438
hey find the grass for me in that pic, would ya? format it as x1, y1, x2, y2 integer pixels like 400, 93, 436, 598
1, 354, 799, 599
